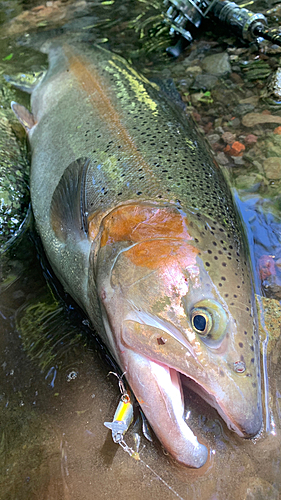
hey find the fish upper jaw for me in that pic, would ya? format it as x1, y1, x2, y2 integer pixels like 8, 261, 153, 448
180, 375, 262, 439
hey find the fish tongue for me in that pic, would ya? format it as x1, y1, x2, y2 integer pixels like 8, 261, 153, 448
124, 350, 208, 468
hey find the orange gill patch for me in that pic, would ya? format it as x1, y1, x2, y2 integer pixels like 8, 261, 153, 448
100, 204, 192, 246
125, 239, 198, 270
96, 204, 198, 270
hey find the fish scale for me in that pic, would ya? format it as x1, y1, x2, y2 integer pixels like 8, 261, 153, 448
12, 42, 262, 468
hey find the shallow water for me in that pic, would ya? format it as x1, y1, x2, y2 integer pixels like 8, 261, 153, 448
1, 0, 281, 498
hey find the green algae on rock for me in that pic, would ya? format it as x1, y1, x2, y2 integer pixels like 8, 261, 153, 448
0, 78, 30, 250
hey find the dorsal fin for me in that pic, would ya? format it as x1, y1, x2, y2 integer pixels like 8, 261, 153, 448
50, 157, 91, 243
11, 101, 36, 132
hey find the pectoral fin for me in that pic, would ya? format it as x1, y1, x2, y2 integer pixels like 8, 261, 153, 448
11, 101, 36, 132
50, 157, 91, 243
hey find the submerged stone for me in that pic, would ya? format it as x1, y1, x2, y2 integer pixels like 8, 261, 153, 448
201, 52, 231, 76
0, 79, 30, 250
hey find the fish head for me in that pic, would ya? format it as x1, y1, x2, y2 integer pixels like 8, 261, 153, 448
93, 202, 262, 467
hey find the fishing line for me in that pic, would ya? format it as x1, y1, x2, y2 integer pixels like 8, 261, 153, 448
118, 438, 185, 500
138, 457, 186, 500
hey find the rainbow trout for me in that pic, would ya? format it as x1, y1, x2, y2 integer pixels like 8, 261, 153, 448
12, 43, 262, 468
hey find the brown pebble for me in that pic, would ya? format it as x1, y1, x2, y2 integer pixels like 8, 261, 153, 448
230, 73, 243, 84
245, 134, 258, 145
222, 131, 236, 144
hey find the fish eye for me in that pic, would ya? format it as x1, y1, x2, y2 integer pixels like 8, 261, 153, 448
191, 310, 212, 336
190, 299, 228, 346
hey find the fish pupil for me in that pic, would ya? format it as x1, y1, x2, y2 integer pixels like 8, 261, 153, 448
193, 314, 206, 332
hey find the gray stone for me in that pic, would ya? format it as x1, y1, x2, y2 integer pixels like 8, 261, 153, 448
191, 74, 218, 91
233, 103, 255, 116
215, 152, 229, 165
201, 52, 231, 76
207, 134, 220, 144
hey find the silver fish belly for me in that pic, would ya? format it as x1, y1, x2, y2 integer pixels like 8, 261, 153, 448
12, 42, 262, 468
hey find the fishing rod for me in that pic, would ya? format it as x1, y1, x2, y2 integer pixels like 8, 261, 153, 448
163, 0, 281, 56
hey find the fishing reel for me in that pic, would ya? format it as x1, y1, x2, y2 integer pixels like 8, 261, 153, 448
163, 0, 281, 56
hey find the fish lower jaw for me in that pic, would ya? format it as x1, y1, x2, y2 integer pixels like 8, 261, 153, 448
123, 350, 208, 468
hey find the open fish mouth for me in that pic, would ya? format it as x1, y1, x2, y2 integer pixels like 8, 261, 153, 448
125, 353, 262, 467
120, 316, 263, 468
179, 372, 246, 438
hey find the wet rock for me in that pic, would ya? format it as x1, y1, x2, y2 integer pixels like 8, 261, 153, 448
235, 173, 261, 190
190, 92, 204, 105
0, 81, 30, 249
185, 65, 202, 76
230, 72, 243, 84
259, 255, 276, 281
252, 160, 263, 172
263, 157, 281, 179
191, 74, 218, 91
203, 121, 213, 133
239, 96, 259, 106
233, 103, 255, 117
211, 142, 224, 152
261, 135, 281, 158
244, 134, 258, 145
192, 110, 201, 122
215, 152, 229, 165
177, 77, 193, 91
228, 117, 240, 128
201, 52, 231, 76
221, 131, 236, 144
242, 112, 281, 127
207, 133, 220, 144
214, 125, 224, 134
224, 141, 245, 156
232, 156, 244, 165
